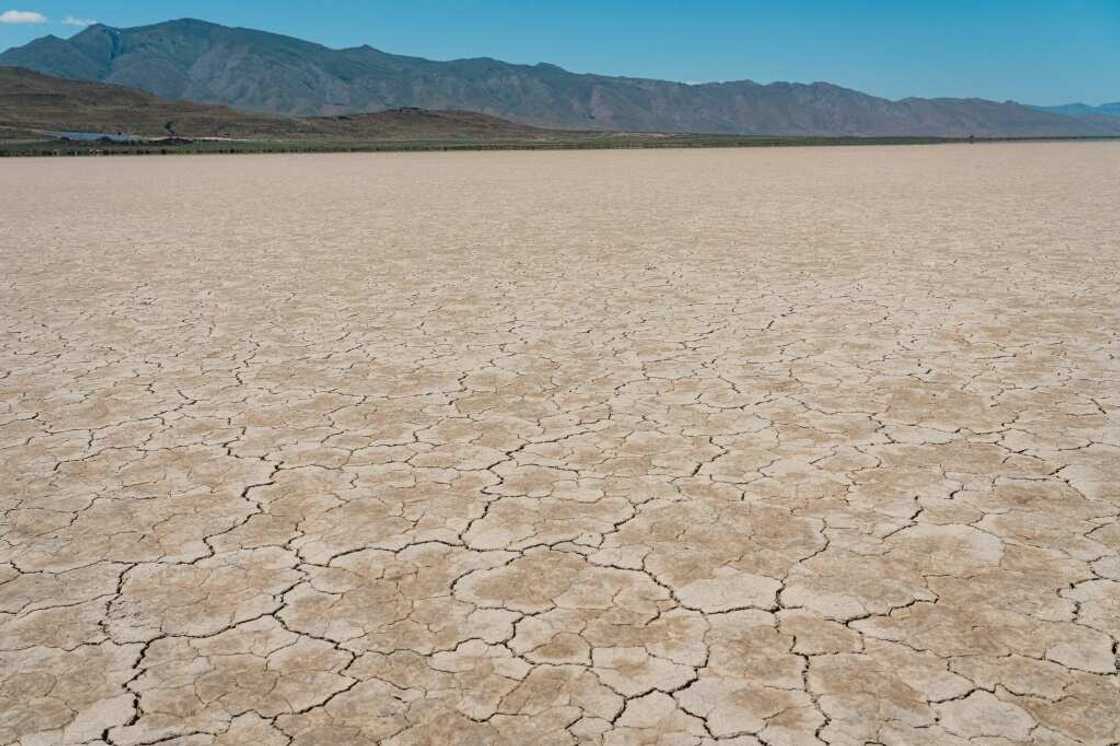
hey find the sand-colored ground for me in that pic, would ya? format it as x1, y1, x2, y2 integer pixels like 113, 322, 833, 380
1, 143, 1118, 745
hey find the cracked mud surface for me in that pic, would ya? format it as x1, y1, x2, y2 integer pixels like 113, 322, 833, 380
1, 143, 1118, 745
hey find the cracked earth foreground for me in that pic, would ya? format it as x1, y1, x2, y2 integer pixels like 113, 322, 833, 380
2, 143, 1119, 745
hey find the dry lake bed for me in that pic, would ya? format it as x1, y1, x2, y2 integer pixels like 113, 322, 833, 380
2, 143, 1119, 745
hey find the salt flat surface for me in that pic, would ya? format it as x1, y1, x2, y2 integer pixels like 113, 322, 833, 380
2, 143, 1119, 745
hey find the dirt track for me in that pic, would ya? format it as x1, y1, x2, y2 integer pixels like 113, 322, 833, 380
2, 143, 1118, 745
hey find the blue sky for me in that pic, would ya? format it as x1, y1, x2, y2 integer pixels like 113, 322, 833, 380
1, 1, 1117, 105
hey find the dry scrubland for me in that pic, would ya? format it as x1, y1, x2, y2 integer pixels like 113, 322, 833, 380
1, 143, 1119, 745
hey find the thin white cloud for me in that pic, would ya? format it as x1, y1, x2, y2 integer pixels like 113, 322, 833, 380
0, 9, 48, 24
62, 15, 96, 26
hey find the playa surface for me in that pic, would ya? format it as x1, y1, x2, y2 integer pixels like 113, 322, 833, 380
2, 143, 1118, 745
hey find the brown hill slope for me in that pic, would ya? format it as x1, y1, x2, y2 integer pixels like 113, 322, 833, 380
0, 66, 298, 137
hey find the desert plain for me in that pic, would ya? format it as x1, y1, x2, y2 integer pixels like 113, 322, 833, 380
1, 142, 1119, 745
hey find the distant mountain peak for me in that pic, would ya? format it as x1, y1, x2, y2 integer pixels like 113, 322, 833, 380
1030, 102, 1120, 119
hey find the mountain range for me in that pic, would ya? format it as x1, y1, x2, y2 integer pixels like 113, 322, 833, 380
2, 18, 1118, 138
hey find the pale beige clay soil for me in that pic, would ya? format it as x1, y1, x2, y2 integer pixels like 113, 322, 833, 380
1, 143, 1118, 744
